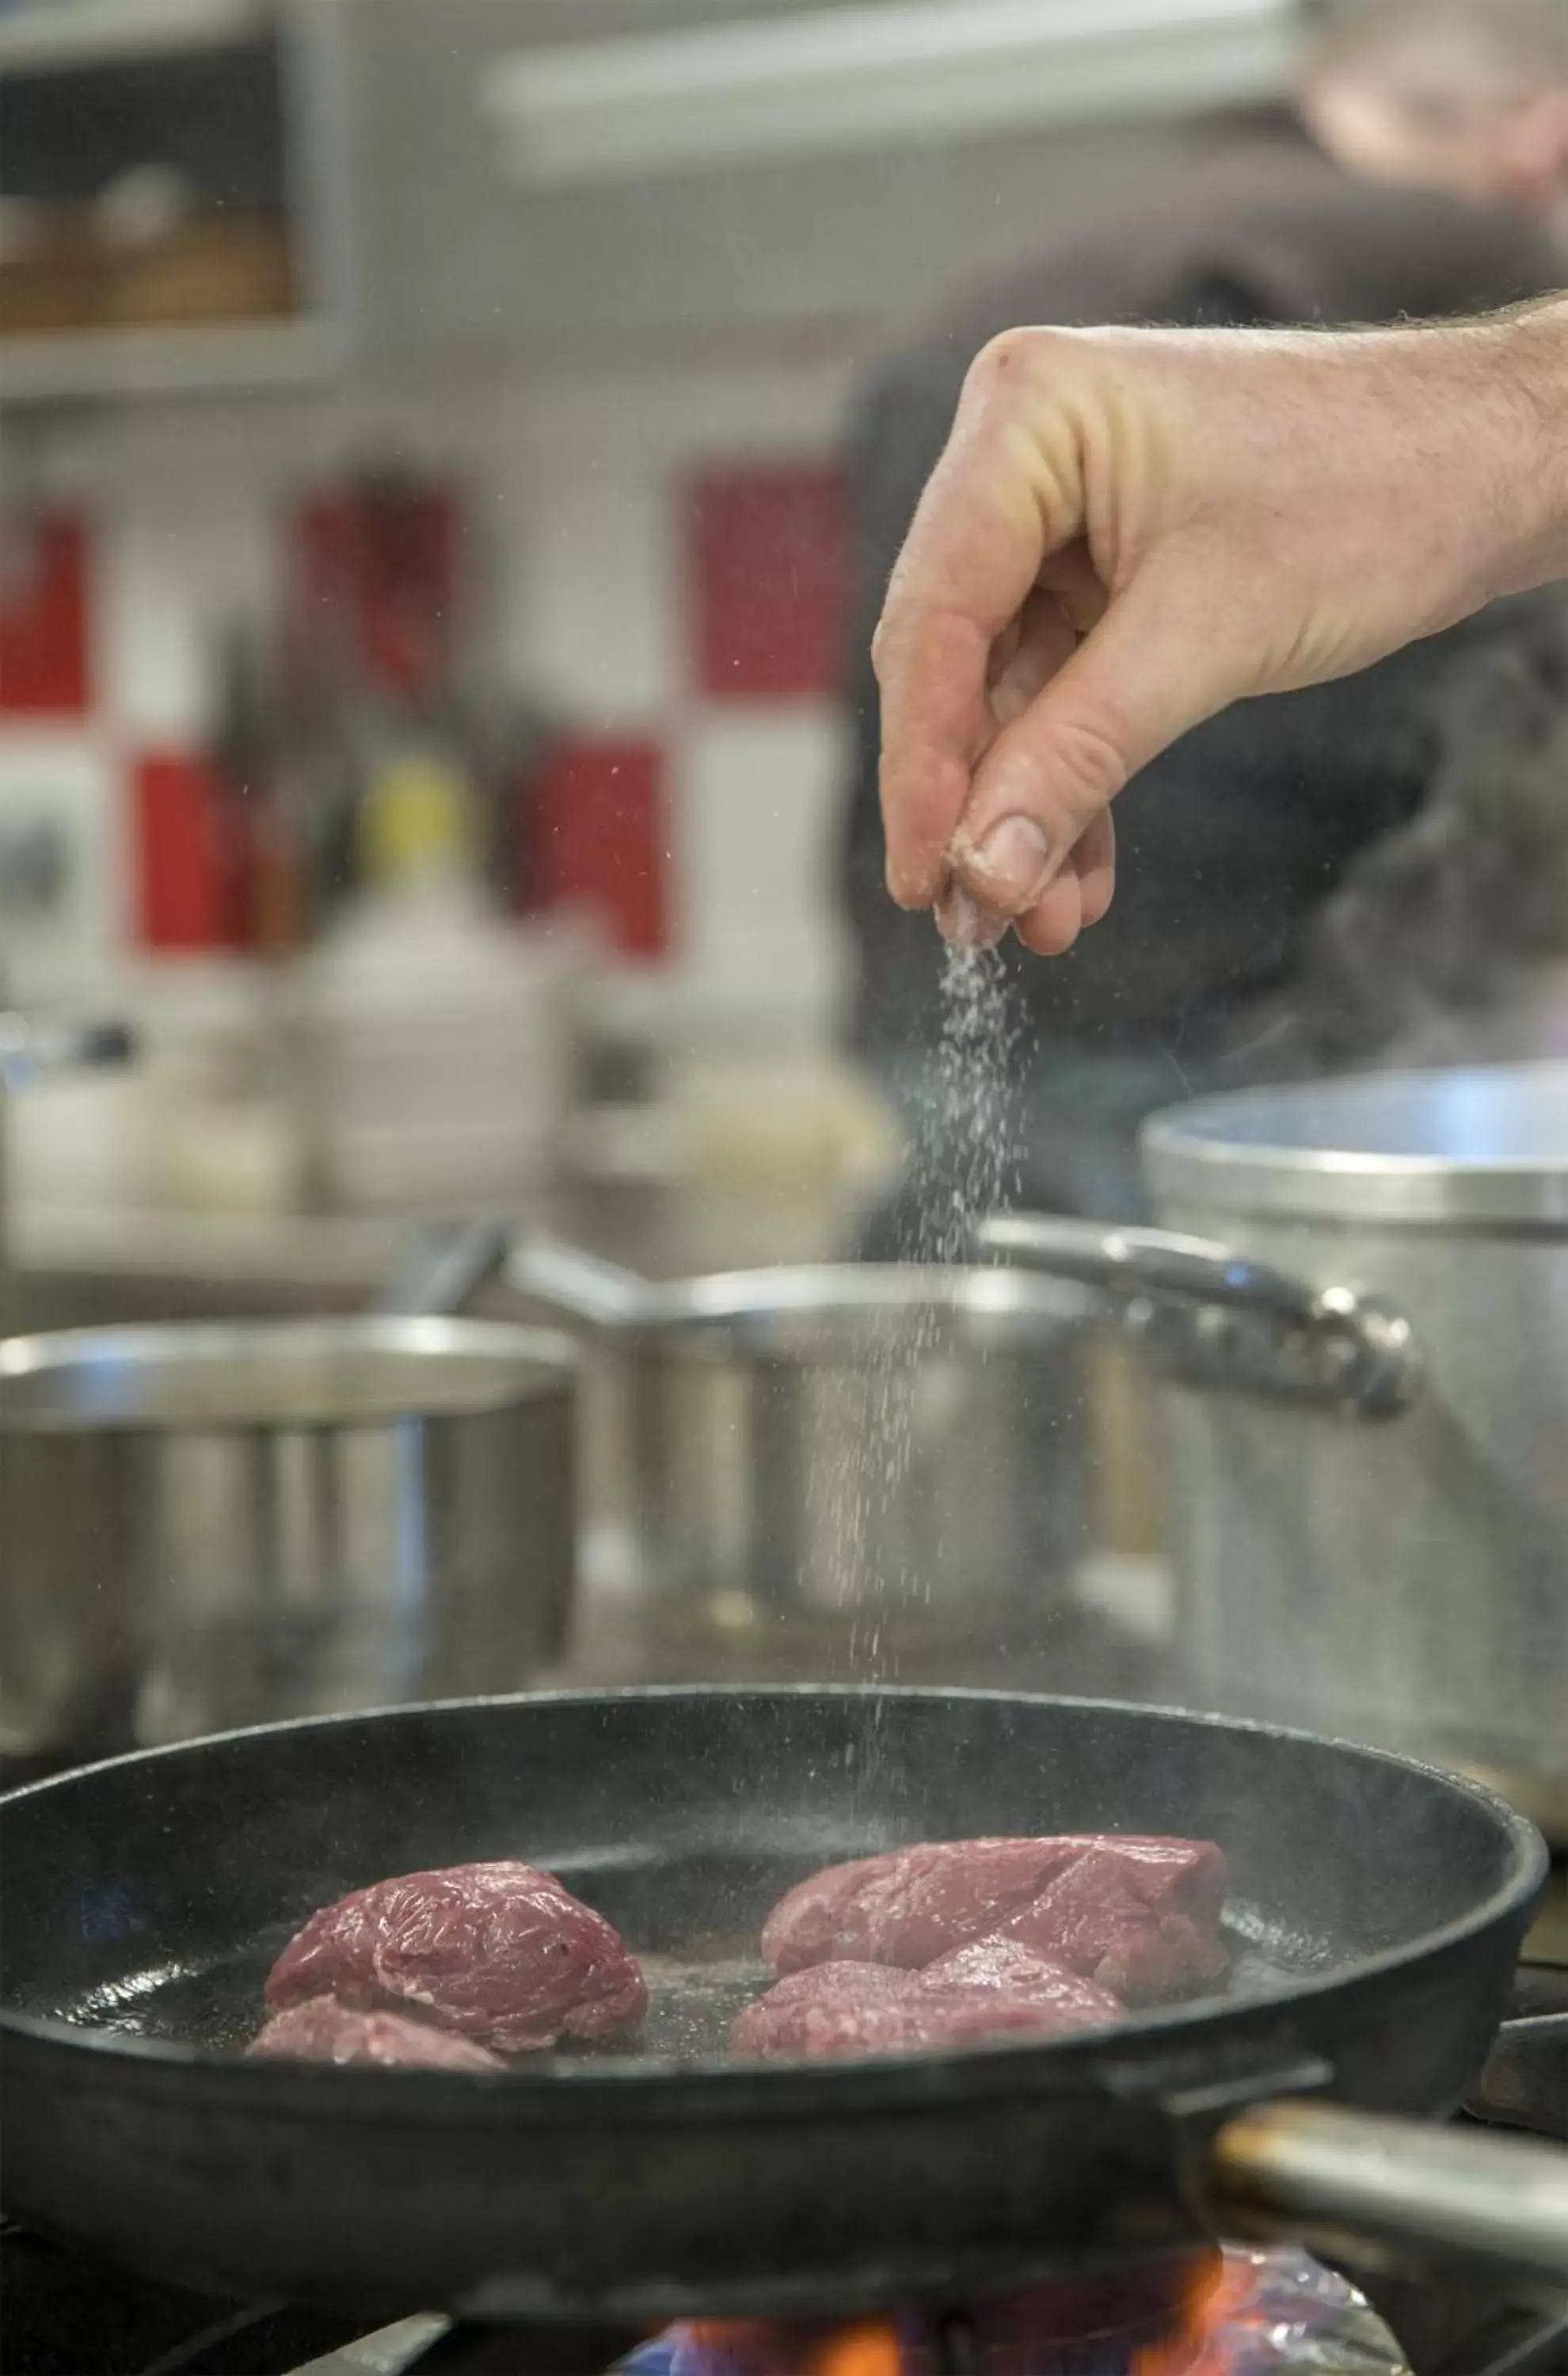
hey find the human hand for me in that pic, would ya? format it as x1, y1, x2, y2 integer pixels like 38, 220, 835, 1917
873, 309, 1568, 953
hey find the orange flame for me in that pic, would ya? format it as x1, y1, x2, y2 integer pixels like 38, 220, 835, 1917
809, 2322, 905, 2376
1133, 2251, 1271, 2375
679, 2316, 908, 2376
676, 2248, 1277, 2375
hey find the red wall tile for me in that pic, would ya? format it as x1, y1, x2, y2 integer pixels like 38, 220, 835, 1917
687, 464, 847, 702
131, 752, 245, 951
525, 736, 668, 959
0, 512, 92, 718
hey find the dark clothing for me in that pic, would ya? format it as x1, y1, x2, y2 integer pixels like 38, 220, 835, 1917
843, 120, 1568, 1068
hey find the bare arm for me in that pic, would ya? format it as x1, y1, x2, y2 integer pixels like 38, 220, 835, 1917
873, 304, 1568, 953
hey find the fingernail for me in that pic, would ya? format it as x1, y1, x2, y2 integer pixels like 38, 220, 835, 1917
955, 815, 1052, 914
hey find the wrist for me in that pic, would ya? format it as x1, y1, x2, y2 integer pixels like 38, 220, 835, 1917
1463, 298, 1568, 605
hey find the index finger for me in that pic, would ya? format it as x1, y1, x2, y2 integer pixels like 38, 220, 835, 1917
873, 343, 1078, 906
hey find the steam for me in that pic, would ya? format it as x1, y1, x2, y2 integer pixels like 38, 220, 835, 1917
1296, 599, 1568, 1068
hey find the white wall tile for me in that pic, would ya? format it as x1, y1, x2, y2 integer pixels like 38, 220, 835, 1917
0, 731, 126, 998
98, 441, 276, 743
673, 704, 851, 1039
514, 355, 854, 464
497, 354, 851, 725
499, 456, 677, 724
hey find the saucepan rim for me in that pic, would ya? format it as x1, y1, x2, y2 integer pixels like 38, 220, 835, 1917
0, 1318, 580, 1432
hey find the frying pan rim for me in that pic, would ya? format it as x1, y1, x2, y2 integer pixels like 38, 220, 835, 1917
0, 1686, 1546, 2104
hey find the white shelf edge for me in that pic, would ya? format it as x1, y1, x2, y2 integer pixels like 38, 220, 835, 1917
0, 0, 264, 74
0, 315, 344, 404
486, 0, 1293, 185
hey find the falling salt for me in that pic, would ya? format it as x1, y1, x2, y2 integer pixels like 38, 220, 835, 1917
910, 939, 1024, 1267
806, 932, 1024, 1699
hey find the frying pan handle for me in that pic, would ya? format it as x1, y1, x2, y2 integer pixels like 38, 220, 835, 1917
1209, 2099, 1568, 2305
977, 1213, 1421, 1421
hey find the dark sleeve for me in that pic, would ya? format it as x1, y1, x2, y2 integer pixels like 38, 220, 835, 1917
1201, 181, 1568, 329
1365, 192, 1567, 319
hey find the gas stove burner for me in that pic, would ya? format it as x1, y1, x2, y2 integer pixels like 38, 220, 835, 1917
618, 2248, 1402, 2376
218, 2252, 1402, 2376
634, 2253, 1220, 2376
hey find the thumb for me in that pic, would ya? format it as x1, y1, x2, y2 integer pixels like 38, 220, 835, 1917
949, 568, 1227, 922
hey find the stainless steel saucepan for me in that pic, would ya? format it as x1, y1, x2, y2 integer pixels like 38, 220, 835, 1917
512, 1237, 1098, 1673
979, 1060, 1568, 1831
0, 1224, 578, 1757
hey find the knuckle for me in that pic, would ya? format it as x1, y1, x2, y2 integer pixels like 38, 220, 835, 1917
962, 325, 1068, 412
870, 577, 913, 685
1043, 711, 1131, 824
965, 326, 1035, 396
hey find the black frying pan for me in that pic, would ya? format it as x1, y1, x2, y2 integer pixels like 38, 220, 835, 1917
1, 1689, 1564, 2325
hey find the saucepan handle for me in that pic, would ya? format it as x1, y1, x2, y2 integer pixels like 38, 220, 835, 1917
978, 1213, 1421, 1421
378, 1219, 514, 1318
1209, 2098, 1568, 2305
509, 1235, 657, 1333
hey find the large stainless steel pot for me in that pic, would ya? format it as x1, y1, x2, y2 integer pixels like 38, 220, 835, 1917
0, 1316, 577, 1757
980, 1060, 1568, 1829
512, 1238, 1097, 1675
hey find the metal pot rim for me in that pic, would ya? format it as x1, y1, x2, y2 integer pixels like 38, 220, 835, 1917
0, 1317, 580, 1434
1143, 1060, 1568, 1229
591, 1262, 1092, 1342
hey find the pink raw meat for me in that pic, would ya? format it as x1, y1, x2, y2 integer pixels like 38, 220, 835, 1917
248, 1997, 504, 2072
760, 1835, 1228, 2004
729, 1945, 1124, 2060
264, 1860, 648, 2052
919, 1935, 1124, 2016
762, 1840, 1075, 1974
997, 1840, 1230, 2001
732, 1989, 1064, 2060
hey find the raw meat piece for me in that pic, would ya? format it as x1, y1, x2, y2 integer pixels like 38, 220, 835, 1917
732, 1959, 914, 2039
919, 1935, 1125, 2018
729, 1948, 1123, 2060
760, 1835, 1227, 2004
265, 1860, 648, 2053
997, 1841, 1230, 2002
763, 1839, 1075, 1974
732, 1988, 1061, 2060
248, 1997, 504, 2073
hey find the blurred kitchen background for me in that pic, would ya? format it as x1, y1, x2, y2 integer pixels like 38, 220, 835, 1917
8, 0, 1568, 1847
0, 0, 1323, 1272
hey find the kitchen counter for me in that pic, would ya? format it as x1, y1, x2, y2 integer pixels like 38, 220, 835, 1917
3, 1169, 879, 1314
